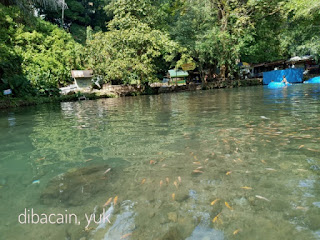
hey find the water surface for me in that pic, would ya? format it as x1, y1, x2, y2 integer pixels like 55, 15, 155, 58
0, 84, 320, 240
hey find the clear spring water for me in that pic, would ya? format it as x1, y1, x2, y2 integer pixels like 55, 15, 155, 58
0, 84, 320, 240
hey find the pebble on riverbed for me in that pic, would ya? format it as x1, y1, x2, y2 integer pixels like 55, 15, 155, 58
168, 212, 178, 222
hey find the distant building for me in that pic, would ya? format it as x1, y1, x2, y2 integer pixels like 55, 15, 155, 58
250, 60, 287, 78
168, 69, 189, 85
71, 70, 93, 89
249, 56, 319, 78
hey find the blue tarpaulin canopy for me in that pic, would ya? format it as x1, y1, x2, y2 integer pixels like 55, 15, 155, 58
263, 68, 303, 85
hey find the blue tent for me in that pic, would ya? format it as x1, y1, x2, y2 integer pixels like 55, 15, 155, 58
263, 68, 303, 85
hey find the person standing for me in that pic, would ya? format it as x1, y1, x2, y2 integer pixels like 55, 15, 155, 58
282, 75, 289, 85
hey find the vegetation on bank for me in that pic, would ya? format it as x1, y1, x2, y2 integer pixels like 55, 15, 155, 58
0, 0, 320, 100
0, 92, 117, 109
0, 3, 83, 97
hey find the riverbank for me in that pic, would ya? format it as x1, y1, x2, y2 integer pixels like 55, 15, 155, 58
0, 93, 117, 110
0, 79, 262, 109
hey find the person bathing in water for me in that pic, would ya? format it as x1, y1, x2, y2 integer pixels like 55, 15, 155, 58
282, 75, 290, 85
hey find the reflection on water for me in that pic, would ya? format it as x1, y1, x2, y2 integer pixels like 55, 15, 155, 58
0, 84, 320, 239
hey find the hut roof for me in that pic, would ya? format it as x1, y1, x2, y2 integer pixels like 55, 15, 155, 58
168, 69, 189, 78
71, 70, 93, 78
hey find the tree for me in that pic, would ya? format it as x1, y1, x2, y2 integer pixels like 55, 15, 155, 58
39, 0, 111, 43
240, 0, 288, 63
0, 0, 66, 11
0, 3, 84, 96
86, 0, 190, 84
281, 0, 320, 60
169, 0, 253, 80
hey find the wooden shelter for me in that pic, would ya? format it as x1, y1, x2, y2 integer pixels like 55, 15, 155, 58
168, 69, 189, 85
71, 70, 93, 89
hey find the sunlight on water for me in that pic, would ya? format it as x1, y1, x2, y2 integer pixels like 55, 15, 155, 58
0, 84, 320, 240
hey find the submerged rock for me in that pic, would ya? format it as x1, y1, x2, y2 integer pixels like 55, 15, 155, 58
161, 226, 184, 240
299, 179, 315, 188
313, 202, 320, 208
233, 197, 249, 207
185, 226, 224, 240
102, 200, 135, 240
40, 164, 114, 206
310, 165, 320, 171
167, 212, 178, 222
189, 190, 197, 200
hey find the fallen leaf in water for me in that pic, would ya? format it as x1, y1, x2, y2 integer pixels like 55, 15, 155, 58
298, 145, 304, 149
241, 186, 252, 190
174, 181, 178, 189
193, 161, 201, 165
193, 155, 198, 160
178, 176, 181, 183
261, 160, 266, 164
160, 180, 163, 187
226, 171, 232, 175
84, 158, 92, 162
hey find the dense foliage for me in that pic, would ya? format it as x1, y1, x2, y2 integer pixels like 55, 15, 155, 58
0, 3, 83, 96
1, 0, 320, 97
86, 0, 190, 84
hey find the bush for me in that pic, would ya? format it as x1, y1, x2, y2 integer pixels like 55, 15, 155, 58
0, 3, 84, 97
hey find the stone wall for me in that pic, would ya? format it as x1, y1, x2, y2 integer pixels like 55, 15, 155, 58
91, 79, 262, 97
94, 84, 145, 96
